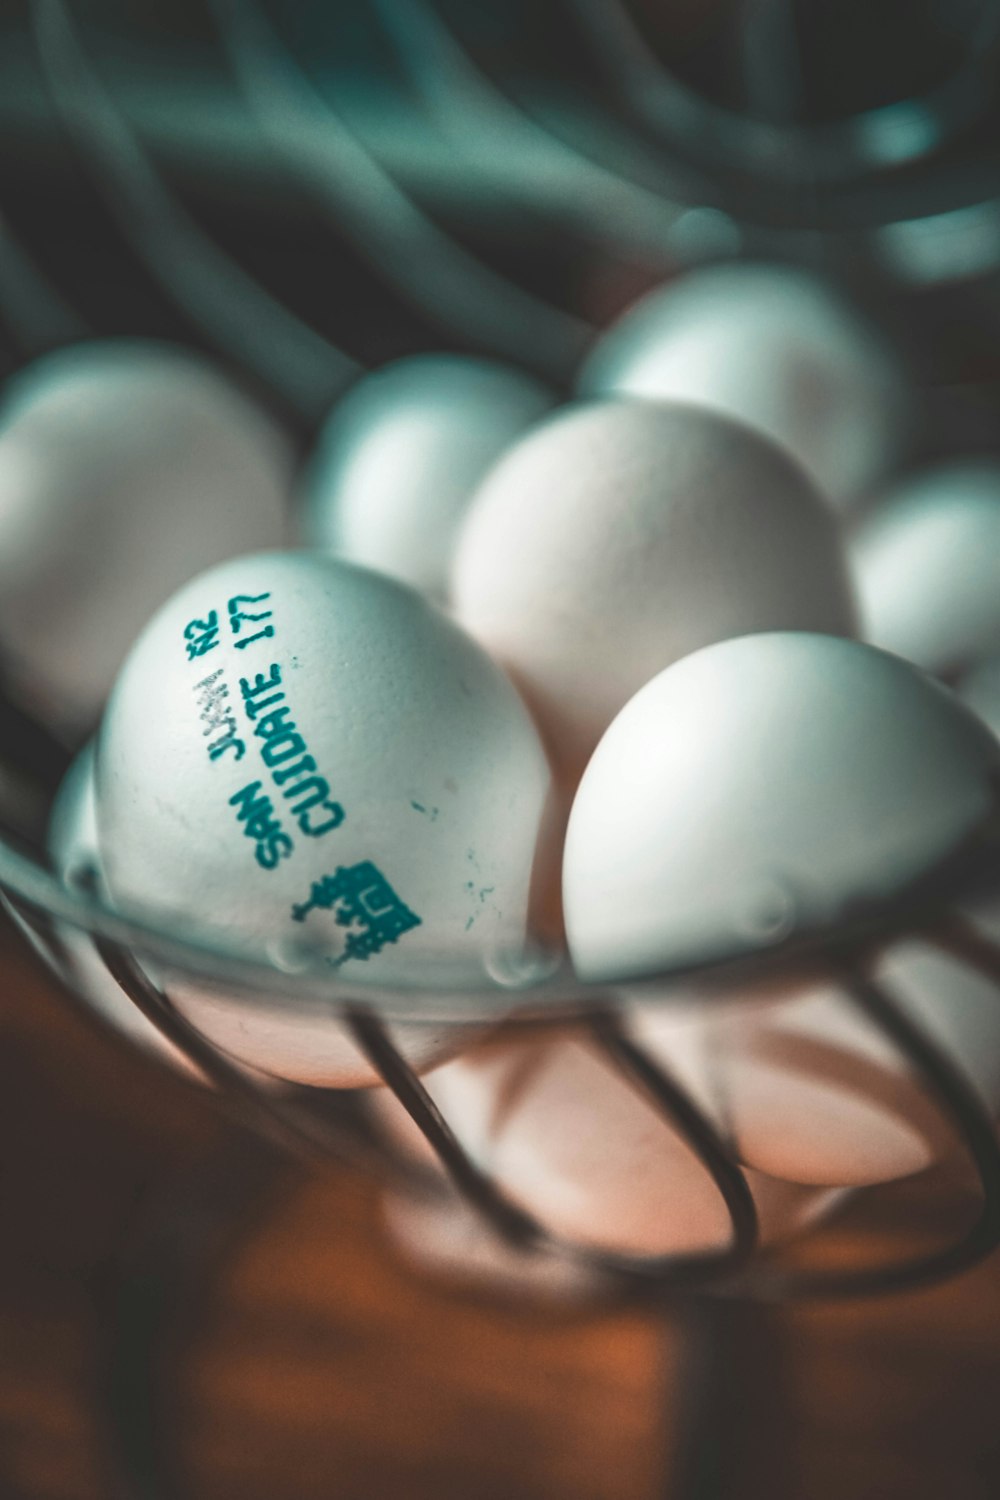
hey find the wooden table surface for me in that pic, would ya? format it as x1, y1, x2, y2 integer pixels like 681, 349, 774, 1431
2, 916, 1000, 1500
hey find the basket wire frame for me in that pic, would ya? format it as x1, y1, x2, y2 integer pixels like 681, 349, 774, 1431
7, 835, 1000, 1304
5, 7, 1000, 1495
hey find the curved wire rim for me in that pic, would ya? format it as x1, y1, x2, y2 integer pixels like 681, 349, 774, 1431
21, 893, 1000, 1301
32, 0, 360, 422
569, 0, 1000, 188
6, 808, 1000, 1022
8, 812, 1000, 1298
358, 947, 1000, 1301
737, 949, 1000, 1301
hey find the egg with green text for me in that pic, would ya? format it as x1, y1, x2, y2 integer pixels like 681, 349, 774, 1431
95, 551, 553, 1086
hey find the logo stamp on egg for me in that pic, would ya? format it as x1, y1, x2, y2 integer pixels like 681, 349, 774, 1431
291, 863, 422, 966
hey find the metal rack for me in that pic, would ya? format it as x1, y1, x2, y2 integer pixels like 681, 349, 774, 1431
0, 0, 997, 1305
4, 789, 1000, 1303
4, 5, 1000, 1495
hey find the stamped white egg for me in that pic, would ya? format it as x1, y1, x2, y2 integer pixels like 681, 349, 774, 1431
0, 340, 292, 728
373, 1026, 841, 1259
852, 463, 1000, 675
301, 355, 553, 599
94, 550, 552, 1086
564, 632, 1000, 1186
579, 263, 905, 508
452, 400, 855, 779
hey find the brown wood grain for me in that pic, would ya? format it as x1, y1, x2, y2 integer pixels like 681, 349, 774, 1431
4, 914, 1000, 1500
0, 920, 669, 1500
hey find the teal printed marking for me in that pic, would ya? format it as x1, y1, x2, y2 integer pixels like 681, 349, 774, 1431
229, 781, 294, 870
193, 670, 245, 763
228, 592, 275, 652
291, 862, 421, 965
183, 611, 220, 660
228, 592, 273, 632
240, 664, 345, 838
234, 627, 275, 651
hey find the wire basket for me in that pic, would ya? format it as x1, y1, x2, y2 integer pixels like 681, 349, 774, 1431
3, 0, 1000, 1313
5, 735, 1000, 1304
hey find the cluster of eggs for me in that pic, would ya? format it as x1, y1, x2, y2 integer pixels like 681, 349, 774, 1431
11, 259, 1000, 1263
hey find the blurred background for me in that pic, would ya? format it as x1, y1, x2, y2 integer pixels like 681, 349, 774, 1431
4, 2, 1000, 1497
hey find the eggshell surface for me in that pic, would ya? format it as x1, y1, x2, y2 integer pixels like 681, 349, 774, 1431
452, 400, 856, 778
852, 463, 1000, 674
301, 355, 553, 599
580, 263, 904, 508
95, 551, 552, 1085
564, 633, 1000, 980
0, 340, 292, 727
374, 1026, 841, 1259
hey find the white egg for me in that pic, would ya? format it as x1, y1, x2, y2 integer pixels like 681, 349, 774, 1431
301, 355, 553, 600
94, 550, 552, 1086
452, 399, 856, 780
579, 263, 905, 508
564, 632, 1000, 1186
373, 1026, 841, 1260
852, 463, 1000, 675
0, 340, 292, 728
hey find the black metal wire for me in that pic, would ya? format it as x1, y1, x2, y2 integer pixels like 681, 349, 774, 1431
32, 0, 358, 422
346, 1005, 543, 1247
7, 845, 1000, 1302
8, 0, 1000, 1310
91, 931, 385, 1171
586, 1007, 760, 1280
745, 952, 1000, 1300
209, 0, 590, 381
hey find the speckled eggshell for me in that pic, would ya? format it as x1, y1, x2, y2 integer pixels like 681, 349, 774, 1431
579, 263, 905, 509
94, 550, 552, 1086
373, 1026, 842, 1259
852, 463, 1000, 675
452, 400, 856, 780
565, 633, 1000, 979
301, 355, 554, 599
0, 340, 292, 729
